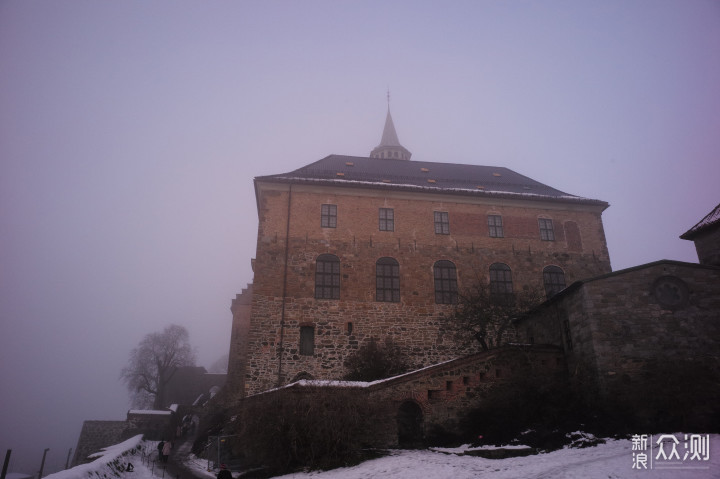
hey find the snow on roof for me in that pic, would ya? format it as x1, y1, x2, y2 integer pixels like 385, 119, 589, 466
128, 409, 171, 415
255, 155, 608, 208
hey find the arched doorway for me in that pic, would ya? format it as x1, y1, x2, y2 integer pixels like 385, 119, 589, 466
397, 401, 423, 448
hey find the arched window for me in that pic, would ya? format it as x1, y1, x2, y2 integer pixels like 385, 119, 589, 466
315, 254, 340, 299
376, 257, 400, 302
543, 266, 566, 298
489, 263, 513, 294
434, 260, 458, 304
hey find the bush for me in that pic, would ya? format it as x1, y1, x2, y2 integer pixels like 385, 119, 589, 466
232, 388, 384, 475
343, 338, 409, 381
460, 352, 599, 449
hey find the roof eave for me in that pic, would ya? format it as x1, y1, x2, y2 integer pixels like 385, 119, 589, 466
254, 176, 609, 210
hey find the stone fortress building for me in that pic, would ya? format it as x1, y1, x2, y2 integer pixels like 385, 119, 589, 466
226, 107, 614, 398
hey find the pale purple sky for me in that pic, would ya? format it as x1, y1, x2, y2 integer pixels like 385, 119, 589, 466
1, 0, 719, 474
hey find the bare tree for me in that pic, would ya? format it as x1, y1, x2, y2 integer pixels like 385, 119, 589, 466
121, 324, 196, 409
449, 281, 543, 350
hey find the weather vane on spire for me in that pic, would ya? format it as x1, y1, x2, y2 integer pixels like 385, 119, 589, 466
387, 88, 390, 108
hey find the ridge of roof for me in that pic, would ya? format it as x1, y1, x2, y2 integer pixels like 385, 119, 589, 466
680, 203, 720, 240
255, 155, 608, 207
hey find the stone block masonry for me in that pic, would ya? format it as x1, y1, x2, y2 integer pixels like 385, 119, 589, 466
239, 182, 611, 396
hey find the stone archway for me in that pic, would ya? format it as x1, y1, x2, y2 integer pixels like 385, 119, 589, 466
397, 400, 424, 448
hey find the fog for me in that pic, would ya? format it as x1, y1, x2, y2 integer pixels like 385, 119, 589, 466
1, 1, 718, 475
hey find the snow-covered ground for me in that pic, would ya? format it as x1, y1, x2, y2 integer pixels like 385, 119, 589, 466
46, 434, 720, 479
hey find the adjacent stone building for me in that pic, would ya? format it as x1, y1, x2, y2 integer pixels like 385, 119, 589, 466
681, 202, 720, 267
231, 109, 612, 397
516, 260, 720, 394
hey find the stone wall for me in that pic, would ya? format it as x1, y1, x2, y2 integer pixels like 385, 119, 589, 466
123, 410, 174, 441
691, 226, 720, 267
234, 345, 565, 448
222, 285, 252, 402
239, 183, 610, 396
72, 420, 127, 466
517, 260, 720, 395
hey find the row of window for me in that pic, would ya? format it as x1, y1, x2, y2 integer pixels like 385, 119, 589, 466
315, 254, 567, 304
320, 204, 556, 241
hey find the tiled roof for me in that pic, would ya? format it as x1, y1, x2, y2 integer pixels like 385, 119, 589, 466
680, 203, 720, 239
256, 155, 608, 207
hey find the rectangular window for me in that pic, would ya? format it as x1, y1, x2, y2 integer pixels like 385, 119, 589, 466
563, 320, 573, 351
300, 326, 315, 356
321, 204, 337, 228
488, 215, 504, 238
539, 218, 554, 241
434, 211, 449, 234
379, 208, 394, 231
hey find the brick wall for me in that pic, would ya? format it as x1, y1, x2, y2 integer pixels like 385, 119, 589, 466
239, 183, 610, 396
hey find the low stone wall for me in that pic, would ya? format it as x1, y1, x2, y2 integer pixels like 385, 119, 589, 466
72, 420, 127, 466
231, 345, 565, 448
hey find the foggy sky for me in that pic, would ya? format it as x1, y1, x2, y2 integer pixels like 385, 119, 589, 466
1, 1, 719, 475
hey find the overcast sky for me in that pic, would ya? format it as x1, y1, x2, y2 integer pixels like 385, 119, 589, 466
1, 0, 719, 474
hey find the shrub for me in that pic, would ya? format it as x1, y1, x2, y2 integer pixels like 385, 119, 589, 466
232, 388, 384, 475
343, 338, 409, 381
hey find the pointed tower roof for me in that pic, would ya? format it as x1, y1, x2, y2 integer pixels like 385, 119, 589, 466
370, 102, 412, 160
379, 109, 401, 146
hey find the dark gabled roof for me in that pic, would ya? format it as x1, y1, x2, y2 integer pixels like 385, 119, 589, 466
255, 155, 608, 208
680, 203, 720, 240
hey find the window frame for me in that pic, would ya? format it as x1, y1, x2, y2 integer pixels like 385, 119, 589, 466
315, 254, 340, 299
434, 211, 450, 235
376, 257, 400, 302
379, 208, 394, 232
299, 326, 315, 356
321, 204, 337, 228
543, 265, 566, 298
489, 263, 513, 295
538, 218, 555, 241
433, 260, 458, 304
488, 214, 504, 238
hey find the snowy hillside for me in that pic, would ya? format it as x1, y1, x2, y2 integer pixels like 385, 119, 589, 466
46, 434, 719, 479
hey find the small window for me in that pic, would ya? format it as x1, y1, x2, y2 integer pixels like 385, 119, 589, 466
543, 265, 566, 298
433, 260, 458, 304
434, 211, 449, 234
347, 322, 353, 335
379, 208, 394, 231
489, 263, 513, 294
462, 376, 470, 385
321, 204, 337, 228
563, 320, 573, 351
446, 380, 453, 391
300, 326, 315, 356
488, 215, 504, 238
315, 254, 340, 299
538, 218, 554, 241
376, 257, 400, 302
